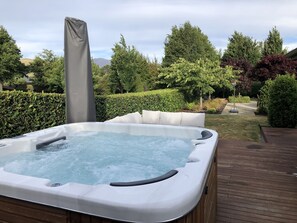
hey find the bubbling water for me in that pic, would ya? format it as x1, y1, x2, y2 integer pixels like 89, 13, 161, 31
0, 131, 193, 185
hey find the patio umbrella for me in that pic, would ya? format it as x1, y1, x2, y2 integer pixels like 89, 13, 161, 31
64, 17, 96, 123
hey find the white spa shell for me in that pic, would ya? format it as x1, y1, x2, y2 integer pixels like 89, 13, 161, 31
0, 122, 218, 222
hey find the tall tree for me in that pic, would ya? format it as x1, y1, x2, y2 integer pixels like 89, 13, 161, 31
44, 56, 64, 93
162, 22, 218, 67
110, 35, 150, 93
29, 49, 64, 93
147, 57, 161, 90
263, 27, 283, 57
221, 58, 253, 94
222, 31, 261, 65
92, 61, 111, 95
0, 26, 25, 90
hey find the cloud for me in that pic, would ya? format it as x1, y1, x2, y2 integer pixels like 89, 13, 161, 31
1, 0, 297, 60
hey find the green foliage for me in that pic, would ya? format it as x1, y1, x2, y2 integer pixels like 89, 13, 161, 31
159, 58, 236, 108
110, 35, 150, 93
222, 31, 262, 65
250, 81, 263, 98
146, 58, 161, 90
203, 98, 228, 114
29, 49, 64, 93
102, 89, 185, 120
0, 91, 65, 138
257, 79, 273, 114
0, 89, 185, 139
228, 96, 251, 103
162, 22, 218, 67
183, 98, 227, 114
0, 26, 25, 89
263, 27, 284, 57
268, 75, 297, 128
92, 61, 111, 95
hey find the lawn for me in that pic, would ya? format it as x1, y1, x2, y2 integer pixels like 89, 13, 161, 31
205, 114, 268, 142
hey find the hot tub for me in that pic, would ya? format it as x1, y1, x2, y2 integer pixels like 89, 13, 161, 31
0, 122, 218, 223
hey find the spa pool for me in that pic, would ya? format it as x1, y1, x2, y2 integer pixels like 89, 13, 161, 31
0, 122, 218, 223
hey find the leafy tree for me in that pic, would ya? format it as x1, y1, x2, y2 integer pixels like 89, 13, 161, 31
222, 31, 261, 65
0, 26, 25, 90
110, 35, 150, 93
29, 56, 46, 90
263, 27, 283, 57
92, 61, 111, 95
252, 54, 297, 82
159, 58, 236, 109
44, 56, 64, 93
221, 58, 253, 94
29, 49, 64, 93
147, 58, 161, 90
134, 53, 150, 92
162, 22, 218, 67
110, 35, 137, 93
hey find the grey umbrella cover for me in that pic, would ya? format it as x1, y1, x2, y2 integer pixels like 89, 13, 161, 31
64, 17, 96, 123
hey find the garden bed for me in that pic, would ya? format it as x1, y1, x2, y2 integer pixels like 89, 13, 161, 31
182, 98, 228, 114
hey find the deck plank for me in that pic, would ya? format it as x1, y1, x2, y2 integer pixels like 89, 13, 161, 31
216, 139, 297, 223
260, 127, 297, 146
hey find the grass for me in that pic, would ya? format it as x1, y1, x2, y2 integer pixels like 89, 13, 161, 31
205, 114, 268, 142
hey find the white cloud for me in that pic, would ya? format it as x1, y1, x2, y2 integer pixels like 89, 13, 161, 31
1, 0, 297, 60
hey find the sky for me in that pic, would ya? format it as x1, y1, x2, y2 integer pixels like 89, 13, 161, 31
1, 0, 297, 62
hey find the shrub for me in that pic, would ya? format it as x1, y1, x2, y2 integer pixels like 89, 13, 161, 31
203, 98, 228, 113
0, 89, 185, 139
257, 79, 273, 115
0, 91, 65, 138
228, 96, 250, 103
268, 75, 297, 128
249, 81, 263, 98
102, 89, 185, 120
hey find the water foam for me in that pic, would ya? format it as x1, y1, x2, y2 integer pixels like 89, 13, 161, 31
0, 132, 193, 185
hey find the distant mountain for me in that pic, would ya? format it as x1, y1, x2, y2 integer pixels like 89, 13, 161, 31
93, 58, 111, 67
21, 58, 33, 65
21, 57, 111, 68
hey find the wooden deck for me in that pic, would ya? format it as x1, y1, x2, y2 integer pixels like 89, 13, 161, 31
260, 126, 297, 146
217, 135, 297, 223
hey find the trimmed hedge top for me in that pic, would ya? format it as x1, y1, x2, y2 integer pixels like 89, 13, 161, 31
0, 89, 185, 139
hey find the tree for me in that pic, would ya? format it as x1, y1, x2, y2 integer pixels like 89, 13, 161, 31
222, 31, 261, 65
29, 49, 64, 93
110, 35, 150, 93
29, 56, 46, 91
263, 27, 283, 57
221, 58, 253, 94
159, 58, 236, 109
44, 56, 64, 93
147, 58, 161, 90
110, 35, 136, 93
162, 22, 218, 67
0, 26, 25, 90
252, 54, 297, 82
134, 53, 150, 92
92, 61, 111, 95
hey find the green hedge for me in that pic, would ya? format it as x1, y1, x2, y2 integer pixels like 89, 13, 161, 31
0, 91, 66, 139
228, 96, 251, 103
268, 75, 297, 128
257, 80, 273, 115
0, 89, 185, 139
